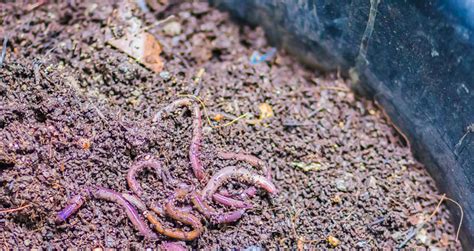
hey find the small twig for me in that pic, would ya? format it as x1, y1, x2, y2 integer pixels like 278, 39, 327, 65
0, 204, 31, 214
397, 226, 417, 249
0, 36, 8, 68
398, 193, 463, 248
282, 120, 316, 127
444, 196, 464, 240
368, 217, 385, 226
454, 123, 473, 155
26, 0, 47, 12
320, 86, 350, 92
218, 113, 249, 127
140, 15, 176, 32
193, 68, 205, 96
177, 94, 248, 128
398, 194, 446, 249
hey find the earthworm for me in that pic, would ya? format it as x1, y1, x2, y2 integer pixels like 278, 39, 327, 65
145, 210, 202, 241
217, 152, 271, 179
89, 186, 157, 239
152, 99, 205, 181
190, 192, 246, 224
123, 189, 203, 240
215, 186, 257, 210
218, 187, 257, 200
160, 242, 188, 251
56, 193, 87, 223
122, 193, 147, 212
202, 166, 277, 200
216, 209, 246, 224
122, 193, 167, 218
215, 152, 269, 208
212, 193, 251, 209
56, 187, 157, 239
127, 158, 162, 198
190, 104, 205, 181
190, 192, 215, 219
242, 187, 257, 199
152, 98, 193, 122
163, 188, 204, 240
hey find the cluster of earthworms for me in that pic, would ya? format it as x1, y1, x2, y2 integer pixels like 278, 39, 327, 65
56, 98, 277, 242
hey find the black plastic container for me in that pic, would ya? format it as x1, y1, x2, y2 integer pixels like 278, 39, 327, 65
210, 0, 474, 249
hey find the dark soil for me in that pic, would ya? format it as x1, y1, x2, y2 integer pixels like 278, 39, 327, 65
0, 0, 461, 249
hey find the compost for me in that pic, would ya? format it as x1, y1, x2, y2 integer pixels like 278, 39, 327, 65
0, 0, 461, 249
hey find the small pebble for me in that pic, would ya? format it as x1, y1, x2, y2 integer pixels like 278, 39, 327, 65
163, 21, 182, 36
159, 71, 171, 80
335, 179, 347, 192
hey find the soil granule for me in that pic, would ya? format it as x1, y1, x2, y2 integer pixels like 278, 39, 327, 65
0, 0, 461, 249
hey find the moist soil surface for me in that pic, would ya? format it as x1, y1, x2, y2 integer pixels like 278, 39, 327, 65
0, 1, 461, 249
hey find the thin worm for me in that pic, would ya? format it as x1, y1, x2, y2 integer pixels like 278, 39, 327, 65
163, 188, 204, 240
212, 193, 251, 209
152, 98, 193, 122
215, 186, 257, 210
122, 193, 147, 212
56, 187, 157, 239
190, 192, 215, 219
190, 104, 205, 181
216, 209, 246, 224
123, 193, 166, 217
218, 187, 257, 200
145, 211, 202, 241
202, 166, 277, 200
152, 99, 206, 181
215, 152, 269, 208
190, 192, 246, 224
217, 152, 271, 179
127, 158, 162, 198
123, 192, 199, 240
90, 186, 157, 239
56, 193, 87, 223
160, 242, 188, 251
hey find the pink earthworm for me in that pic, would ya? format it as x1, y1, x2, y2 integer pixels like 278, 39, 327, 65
161, 188, 204, 240
214, 152, 270, 208
127, 158, 162, 198
122, 193, 167, 217
152, 99, 205, 181
202, 166, 277, 200
56, 187, 157, 239
212, 193, 251, 209
123, 192, 201, 241
160, 242, 188, 251
215, 186, 257, 209
152, 98, 193, 122
242, 187, 258, 199
218, 187, 257, 200
89, 186, 157, 239
190, 192, 246, 224
122, 193, 148, 212
56, 193, 88, 223
190, 192, 215, 219
215, 209, 246, 224
217, 151, 271, 180
189, 104, 205, 181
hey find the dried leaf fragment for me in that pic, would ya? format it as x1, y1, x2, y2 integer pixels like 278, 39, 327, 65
291, 162, 325, 172
108, 32, 163, 73
213, 114, 224, 122
327, 235, 340, 247
258, 103, 273, 120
